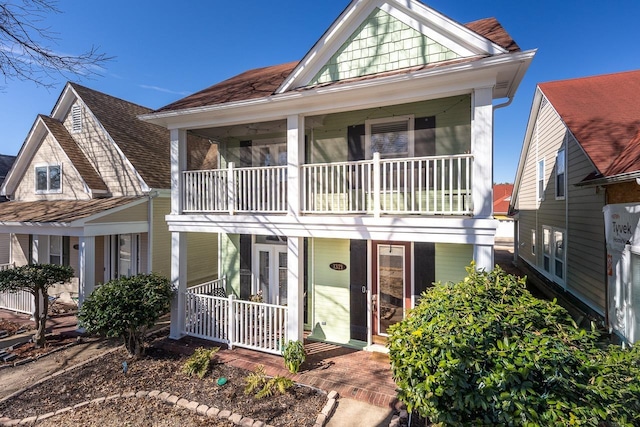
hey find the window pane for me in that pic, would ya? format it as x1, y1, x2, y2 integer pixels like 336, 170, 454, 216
555, 259, 563, 279
36, 167, 48, 191
49, 166, 61, 190
554, 231, 564, 259
49, 235, 61, 265
371, 121, 409, 159
543, 228, 551, 255
531, 230, 536, 255
119, 235, 132, 277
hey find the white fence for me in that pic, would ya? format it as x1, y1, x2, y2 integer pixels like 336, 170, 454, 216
0, 263, 35, 315
184, 278, 288, 355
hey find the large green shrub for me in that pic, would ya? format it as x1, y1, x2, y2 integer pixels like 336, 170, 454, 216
388, 264, 640, 426
78, 273, 173, 358
0, 264, 74, 348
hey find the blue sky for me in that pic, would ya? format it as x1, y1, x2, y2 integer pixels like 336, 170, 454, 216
1, 0, 639, 184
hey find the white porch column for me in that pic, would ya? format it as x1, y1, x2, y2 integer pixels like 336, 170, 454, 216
287, 115, 304, 217
169, 231, 187, 339
78, 236, 96, 307
170, 129, 187, 215
286, 237, 304, 342
474, 243, 494, 272
471, 86, 494, 218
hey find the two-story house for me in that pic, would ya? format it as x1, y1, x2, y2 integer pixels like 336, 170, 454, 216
142, 0, 535, 352
0, 83, 217, 311
510, 70, 640, 343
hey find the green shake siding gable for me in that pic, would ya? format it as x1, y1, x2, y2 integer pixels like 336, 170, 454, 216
309, 238, 351, 344
310, 8, 459, 85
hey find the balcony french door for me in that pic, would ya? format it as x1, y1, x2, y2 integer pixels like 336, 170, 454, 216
254, 244, 287, 305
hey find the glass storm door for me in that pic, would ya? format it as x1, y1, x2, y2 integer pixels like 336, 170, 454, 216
376, 244, 405, 335
255, 244, 287, 305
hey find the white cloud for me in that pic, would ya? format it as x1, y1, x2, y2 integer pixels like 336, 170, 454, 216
139, 84, 190, 96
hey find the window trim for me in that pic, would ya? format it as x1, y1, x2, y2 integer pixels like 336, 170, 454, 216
34, 163, 63, 194
537, 158, 545, 202
365, 115, 415, 160
555, 148, 566, 200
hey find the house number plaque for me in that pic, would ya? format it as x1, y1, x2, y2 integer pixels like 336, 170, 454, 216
329, 262, 347, 271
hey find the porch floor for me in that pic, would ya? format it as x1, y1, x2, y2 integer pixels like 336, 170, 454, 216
167, 335, 399, 409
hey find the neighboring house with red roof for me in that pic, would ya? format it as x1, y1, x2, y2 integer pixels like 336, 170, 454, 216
0, 83, 217, 313
142, 0, 535, 352
493, 183, 513, 241
510, 70, 640, 343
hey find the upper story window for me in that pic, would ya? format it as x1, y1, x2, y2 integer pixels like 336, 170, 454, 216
537, 159, 545, 201
71, 105, 82, 133
366, 116, 414, 159
556, 148, 565, 199
35, 164, 62, 193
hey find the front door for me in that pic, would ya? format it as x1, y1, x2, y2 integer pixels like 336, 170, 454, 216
372, 242, 411, 338
254, 244, 288, 305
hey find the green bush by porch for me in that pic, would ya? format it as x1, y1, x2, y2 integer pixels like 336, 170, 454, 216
388, 263, 640, 426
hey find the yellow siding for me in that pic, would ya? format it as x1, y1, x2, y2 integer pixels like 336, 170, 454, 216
62, 101, 144, 196
86, 201, 148, 223
139, 233, 149, 274
151, 197, 171, 278
435, 243, 473, 284
309, 238, 351, 344
13, 133, 89, 202
0, 234, 9, 264
10, 234, 30, 266
186, 232, 218, 287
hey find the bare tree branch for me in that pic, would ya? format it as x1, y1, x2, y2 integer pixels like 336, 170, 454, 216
0, 0, 113, 88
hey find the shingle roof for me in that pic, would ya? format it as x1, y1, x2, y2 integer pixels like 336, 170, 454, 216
493, 183, 513, 215
0, 154, 15, 181
39, 115, 108, 193
154, 17, 519, 113
539, 70, 640, 179
70, 83, 171, 189
0, 197, 143, 223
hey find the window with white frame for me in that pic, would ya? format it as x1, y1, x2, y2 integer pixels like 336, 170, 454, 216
35, 164, 62, 193
556, 148, 565, 199
531, 230, 536, 255
542, 225, 565, 284
71, 105, 82, 133
365, 116, 414, 159
537, 159, 545, 201
48, 235, 70, 266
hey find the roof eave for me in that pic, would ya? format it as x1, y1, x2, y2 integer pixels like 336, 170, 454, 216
141, 49, 535, 129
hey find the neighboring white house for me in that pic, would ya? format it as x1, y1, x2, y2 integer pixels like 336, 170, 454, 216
142, 0, 535, 352
510, 70, 640, 343
0, 83, 217, 311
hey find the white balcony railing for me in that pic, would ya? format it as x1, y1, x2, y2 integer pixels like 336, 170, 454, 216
181, 154, 473, 216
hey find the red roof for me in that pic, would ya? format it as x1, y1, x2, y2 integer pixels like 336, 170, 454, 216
155, 17, 519, 113
493, 183, 513, 214
539, 70, 640, 179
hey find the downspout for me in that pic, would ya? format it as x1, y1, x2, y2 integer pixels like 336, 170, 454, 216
493, 96, 514, 111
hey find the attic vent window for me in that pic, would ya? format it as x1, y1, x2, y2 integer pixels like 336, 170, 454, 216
71, 105, 82, 133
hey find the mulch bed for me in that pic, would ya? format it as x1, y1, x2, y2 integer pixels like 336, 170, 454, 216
0, 333, 326, 426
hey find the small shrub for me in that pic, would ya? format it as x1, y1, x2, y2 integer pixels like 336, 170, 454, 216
282, 340, 306, 374
388, 263, 640, 426
182, 347, 219, 378
78, 273, 173, 358
244, 364, 294, 399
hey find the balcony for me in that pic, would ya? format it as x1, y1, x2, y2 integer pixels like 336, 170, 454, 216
181, 153, 473, 216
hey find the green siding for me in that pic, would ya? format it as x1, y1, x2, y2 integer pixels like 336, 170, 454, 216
221, 233, 241, 296
309, 95, 471, 163
309, 238, 351, 344
435, 243, 473, 283
186, 232, 218, 287
310, 8, 459, 85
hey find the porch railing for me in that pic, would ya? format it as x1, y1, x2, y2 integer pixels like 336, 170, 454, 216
181, 153, 473, 216
0, 263, 35, 315
182, 165, 287, 214
184, 283, 288, 355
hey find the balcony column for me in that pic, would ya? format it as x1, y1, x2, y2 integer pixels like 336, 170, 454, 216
471, 86, 494, 218
474, 243, 494, 272
78, 236, 96, 308
287, 115, 305, 216
169, 231, 187, 339
286, 236, 304, 342
170, 129, 187, 215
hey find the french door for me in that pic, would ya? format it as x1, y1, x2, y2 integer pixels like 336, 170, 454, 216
254, 244, 288, 305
